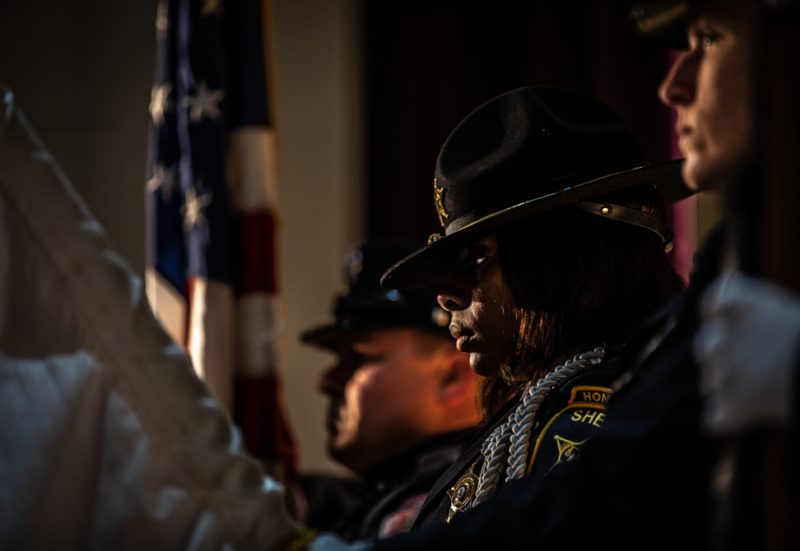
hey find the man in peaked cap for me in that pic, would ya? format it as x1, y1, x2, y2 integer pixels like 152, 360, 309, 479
301, 242, 480, 541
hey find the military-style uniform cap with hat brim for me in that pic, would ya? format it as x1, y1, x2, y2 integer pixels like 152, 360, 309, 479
381, 86, 694, 291
301, 242, 451, 350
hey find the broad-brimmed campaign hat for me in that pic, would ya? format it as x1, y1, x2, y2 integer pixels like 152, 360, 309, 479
381, 86, 693, 290
301, 242, 451, 350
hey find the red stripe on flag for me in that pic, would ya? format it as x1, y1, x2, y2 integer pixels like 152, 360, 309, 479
232, 210, 278, 295
234, 374, 300, 482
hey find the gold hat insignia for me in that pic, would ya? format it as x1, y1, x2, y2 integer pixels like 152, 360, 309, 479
433, 179, 449, 227
428, 233, 443, 245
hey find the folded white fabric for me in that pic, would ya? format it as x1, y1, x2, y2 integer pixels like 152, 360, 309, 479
694, 269, 800, 435
0, 85, 297, 550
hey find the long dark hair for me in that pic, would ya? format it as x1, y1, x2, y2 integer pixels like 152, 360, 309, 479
478, 185, 686, 421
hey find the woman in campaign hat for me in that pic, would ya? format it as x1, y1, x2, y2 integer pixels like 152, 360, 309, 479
382, 86, 691, 528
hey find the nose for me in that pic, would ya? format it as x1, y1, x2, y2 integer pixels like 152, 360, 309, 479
438, 275, 469, 312
658, 50, 699, 108
318, 359, 350, 396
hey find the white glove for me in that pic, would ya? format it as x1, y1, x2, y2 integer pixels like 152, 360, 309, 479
694, 270, 800, 435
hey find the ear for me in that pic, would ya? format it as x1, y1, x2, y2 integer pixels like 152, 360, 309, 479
437, 351, 477, 407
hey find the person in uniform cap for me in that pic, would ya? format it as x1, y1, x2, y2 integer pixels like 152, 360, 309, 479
635, 0, 800, 544
300, 242, 480, 541
380, 85, 692, 528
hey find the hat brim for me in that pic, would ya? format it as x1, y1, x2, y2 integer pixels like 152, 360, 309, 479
629, 0, 695, 50
382, 159, 691, 290
301, 314, 452, 349
301, 323, 340, 350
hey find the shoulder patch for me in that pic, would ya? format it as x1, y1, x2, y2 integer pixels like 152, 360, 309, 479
378, 494, 428, 539
527, 386, 613, 476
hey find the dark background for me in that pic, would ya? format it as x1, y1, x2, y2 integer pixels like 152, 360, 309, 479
364, 0, 673, 244
0, 0, 157, 273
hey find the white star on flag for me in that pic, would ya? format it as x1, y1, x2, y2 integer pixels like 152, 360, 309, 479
147, 163, 179, 200
150, 83, 173, 127
183, 82, 224, 123
201, 0, 225, 18
181, 188, 212, 231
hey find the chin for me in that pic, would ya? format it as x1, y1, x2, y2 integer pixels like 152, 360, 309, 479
682, 154, 736, 193
469, 353, 501, 377
329, 443, 356, 470
681, 156, 707, 192
326, 440, 341, 460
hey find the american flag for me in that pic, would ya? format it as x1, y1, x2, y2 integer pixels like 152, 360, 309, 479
145, 0, 301, 507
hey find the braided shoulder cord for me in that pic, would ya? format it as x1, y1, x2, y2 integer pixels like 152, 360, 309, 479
473, 420, 512, 503
473, 348, 605, 506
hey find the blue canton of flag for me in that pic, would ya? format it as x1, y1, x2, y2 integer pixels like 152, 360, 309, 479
148, 0, 234, 302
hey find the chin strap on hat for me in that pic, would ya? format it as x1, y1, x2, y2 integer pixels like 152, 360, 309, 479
576, 201, 675, 253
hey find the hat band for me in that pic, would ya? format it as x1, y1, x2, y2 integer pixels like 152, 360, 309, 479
575, 201, 675, 252
444, 166, 648, 236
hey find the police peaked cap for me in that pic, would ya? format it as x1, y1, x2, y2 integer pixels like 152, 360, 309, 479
301, 242, 451, 350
